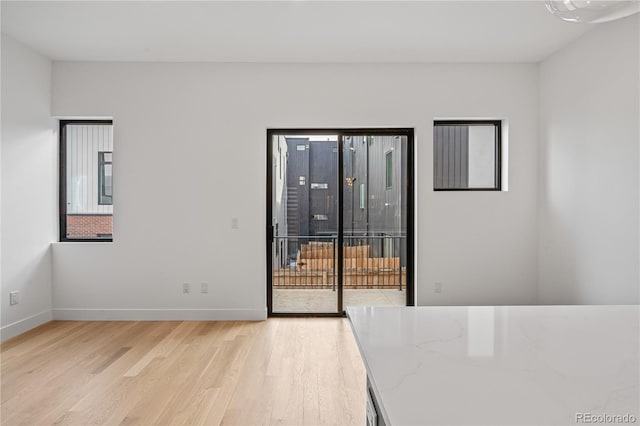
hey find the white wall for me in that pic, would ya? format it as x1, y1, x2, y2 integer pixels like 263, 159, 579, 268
538, 16, 640, 304
1, 35, 56, 341
50, 62, 539, 319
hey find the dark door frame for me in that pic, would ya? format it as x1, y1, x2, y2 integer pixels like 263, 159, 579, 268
266, 128, 415, 317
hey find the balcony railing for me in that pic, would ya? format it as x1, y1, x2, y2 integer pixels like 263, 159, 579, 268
272, 235, 406, 290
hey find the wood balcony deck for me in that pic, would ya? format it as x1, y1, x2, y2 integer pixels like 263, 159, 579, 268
273, 240, 406, 290
272, 268, 406, 289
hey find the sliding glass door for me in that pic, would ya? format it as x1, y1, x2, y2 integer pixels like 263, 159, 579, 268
269, 133, 340, 314
267, 129, 413, 315
341, 134, 408, 309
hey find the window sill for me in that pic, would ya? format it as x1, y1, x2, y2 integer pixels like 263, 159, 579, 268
53, 240, 113, 244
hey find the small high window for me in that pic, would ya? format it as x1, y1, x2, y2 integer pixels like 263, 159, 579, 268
433, 120, 501, 190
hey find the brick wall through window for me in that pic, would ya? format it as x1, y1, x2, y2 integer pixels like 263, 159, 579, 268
66, 215, 113, 239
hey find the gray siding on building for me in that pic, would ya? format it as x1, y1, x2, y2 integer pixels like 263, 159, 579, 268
308, 141, 338, 236
282, 134, 408, 262
343, 135, 407, 259
286, 138, 310, 240
343, 135, 406, 235
434, 125, 469, 189
285, 138, 339, 239
343, 135, 368, 235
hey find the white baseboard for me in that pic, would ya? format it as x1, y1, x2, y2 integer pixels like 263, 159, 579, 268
0, 310, 53, 342
52, 308, 268, 321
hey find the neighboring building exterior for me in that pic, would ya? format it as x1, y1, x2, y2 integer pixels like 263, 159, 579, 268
65, 124, 113, 238
278, 135, 407, 264
272, 135, 289, 267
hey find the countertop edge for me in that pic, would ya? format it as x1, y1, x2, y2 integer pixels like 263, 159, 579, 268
345, 307, 393, 426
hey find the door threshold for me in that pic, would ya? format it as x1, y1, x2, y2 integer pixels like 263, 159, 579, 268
268, 312, 346, 318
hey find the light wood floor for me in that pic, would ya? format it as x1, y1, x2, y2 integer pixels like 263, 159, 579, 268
0, 319, 366, 426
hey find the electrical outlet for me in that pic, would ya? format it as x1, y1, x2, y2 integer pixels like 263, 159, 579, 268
9, 291, 19, 305
434, 282, 443, 293
231, 217, 239, 229
200, 282, 209, 294
183, 283, 190, 294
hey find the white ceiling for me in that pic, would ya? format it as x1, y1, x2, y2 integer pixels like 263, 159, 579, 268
1, 1, 593, 63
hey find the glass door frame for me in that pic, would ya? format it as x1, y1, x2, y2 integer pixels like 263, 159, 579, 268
266, 128, 415, 317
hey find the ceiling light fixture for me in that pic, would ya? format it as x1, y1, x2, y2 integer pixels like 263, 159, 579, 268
545, 0, 640, 23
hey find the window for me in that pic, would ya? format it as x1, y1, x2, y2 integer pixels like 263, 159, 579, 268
433, 120, 501, 190
98, 152, 113, 205
60, 120, 114, 241
385, 151, 393, 189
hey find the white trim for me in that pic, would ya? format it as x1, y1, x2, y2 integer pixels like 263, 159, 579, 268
52, 308, 267, 321
0, 310, 53, 342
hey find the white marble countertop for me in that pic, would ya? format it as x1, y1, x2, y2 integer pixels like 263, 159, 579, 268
346, 305, 639, 426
